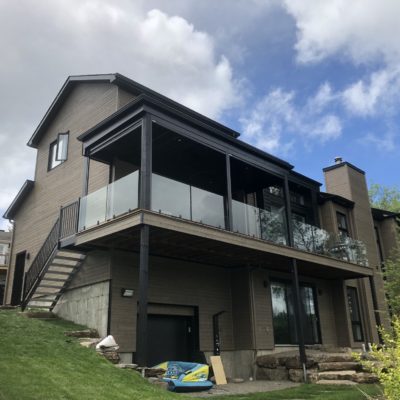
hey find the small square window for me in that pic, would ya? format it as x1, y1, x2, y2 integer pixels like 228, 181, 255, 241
48, 132, 69, 170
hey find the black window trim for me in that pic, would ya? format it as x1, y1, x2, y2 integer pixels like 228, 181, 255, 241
346, 286, 364, 342
48, 131, 69, 171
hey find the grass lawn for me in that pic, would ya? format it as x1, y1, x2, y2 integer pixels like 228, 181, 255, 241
0, 310, 383, 400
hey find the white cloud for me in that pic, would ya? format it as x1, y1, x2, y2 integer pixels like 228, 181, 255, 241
0, 1, 242, 226
240, 85, 342, 155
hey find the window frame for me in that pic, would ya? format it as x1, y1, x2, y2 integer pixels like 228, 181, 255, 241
346, 286, 364, 342
48, 131, 69, 171
336, 211, 349, 237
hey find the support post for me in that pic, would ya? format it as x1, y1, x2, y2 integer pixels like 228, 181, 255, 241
368, 275, 383, 343
283, 175, 308, 381
136, 225, 150, 366
139, 114, 152, 210
225, 154, 233, 231
82, 156, 90, 197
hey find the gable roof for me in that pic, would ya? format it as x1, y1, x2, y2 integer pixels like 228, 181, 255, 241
28, 73, 242, 148
3, 180, 34, 220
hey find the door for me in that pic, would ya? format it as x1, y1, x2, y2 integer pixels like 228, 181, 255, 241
11, 251, 26, 306
147, 314, 194, 367
271, 280, 321, 345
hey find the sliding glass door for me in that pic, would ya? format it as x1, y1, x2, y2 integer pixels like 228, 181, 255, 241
271, 281, 321, 345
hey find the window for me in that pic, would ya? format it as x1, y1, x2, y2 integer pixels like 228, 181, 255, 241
336, 212, 349, 237
347, 287, 364, 342
48, 132, 69, 170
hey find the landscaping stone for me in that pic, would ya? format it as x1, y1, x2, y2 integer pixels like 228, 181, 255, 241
288, 369, 304, 383
137, 367, 166, 378
65, 329, 99, 338
318, 361, 359, 371
232, 378, 245, 383
100, 350, 120, 364
312, 353, 354, 363
285, 355, 316, 369
256, 366, 288, 381
115, 363, 138, 370
22, 311, 57, 319
78, 338, 101, 348
317, 379, 357, 385
352, 372, 379, 384
317, 370, 357, 381
151, 380, 169, 390
256, 355, 277, 368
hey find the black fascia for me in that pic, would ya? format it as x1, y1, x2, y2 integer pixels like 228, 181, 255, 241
319, 192, 355, 208
79, 95, 294, 179
28, 74, 116, 148
3, 180, 35, 219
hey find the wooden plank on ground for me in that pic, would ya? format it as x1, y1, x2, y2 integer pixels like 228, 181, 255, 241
210, 356, 227, 385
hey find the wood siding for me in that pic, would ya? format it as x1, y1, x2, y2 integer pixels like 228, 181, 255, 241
5, 83, 120, 304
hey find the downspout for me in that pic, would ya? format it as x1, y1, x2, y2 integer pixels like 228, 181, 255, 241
3, 220, 15, 305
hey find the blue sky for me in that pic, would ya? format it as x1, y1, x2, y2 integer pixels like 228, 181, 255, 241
0, 0, 399, 228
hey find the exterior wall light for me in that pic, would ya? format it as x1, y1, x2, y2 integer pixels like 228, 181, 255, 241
121, 288, 134, 298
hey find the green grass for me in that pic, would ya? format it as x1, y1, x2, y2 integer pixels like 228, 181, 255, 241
0, 310, 383, 400
213, 384, 383, 399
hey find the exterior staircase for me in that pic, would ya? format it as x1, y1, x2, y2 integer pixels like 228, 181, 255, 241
28, 249, 86, 311
22, 202, 84, 311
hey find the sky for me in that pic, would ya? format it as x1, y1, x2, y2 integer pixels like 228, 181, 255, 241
0, 0, 399, 229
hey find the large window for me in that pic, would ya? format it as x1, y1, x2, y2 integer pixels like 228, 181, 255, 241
347, 286, 364, 342
271, 281, 321, 345
48, 132, 69, 170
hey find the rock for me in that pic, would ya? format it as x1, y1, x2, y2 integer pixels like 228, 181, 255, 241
232, 378, 245, 384
115, 363, 138, 370
23, 311, 57, 319
100, 351, 120, 364
318, 362, 359, 371
137, 368, 166, 378
288, 369, 305, 383
317, 370, 357, 381
285, 355, 315, 369
317, 379, 356, 385
257, 366, 288, 381
256, 355, 277, 368
313, 353, 354, 363
79, 338, 101, 348
65, 329, 99, 338
352, 372, 379, 384
307, 369, 319, 383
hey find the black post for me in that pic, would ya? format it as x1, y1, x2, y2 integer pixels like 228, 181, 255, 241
283, 175, 307, 380
136, 225, 150, 366
225, 154, 233, 231
139, 114, 152, 210
135, 113, 152, 366
82, 156, 90, 197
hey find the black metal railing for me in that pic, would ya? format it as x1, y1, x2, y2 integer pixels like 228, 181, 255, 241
59, 201, 79, 239
22, 219, 60, 308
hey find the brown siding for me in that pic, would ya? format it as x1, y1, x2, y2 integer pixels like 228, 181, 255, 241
110, 251, 234, 353
5, 83, 119, 304
68, 250, 111, 289
231, 269, 254, 350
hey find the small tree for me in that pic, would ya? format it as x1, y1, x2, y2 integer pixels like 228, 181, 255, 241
358, 317, 400, 400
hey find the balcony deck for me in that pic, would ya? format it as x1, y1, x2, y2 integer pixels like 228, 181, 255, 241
70, 209, 373, 280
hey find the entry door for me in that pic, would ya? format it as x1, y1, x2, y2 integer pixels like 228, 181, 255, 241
271, 281, 321, 345
147, 314, 194, 367
11, 252, 26, 306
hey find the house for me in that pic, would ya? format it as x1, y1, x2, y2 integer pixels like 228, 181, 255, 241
0, 230, 12, 305
3, 73, 398, 378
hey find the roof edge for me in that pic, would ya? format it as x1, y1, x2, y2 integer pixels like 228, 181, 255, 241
3, 180, 35, 220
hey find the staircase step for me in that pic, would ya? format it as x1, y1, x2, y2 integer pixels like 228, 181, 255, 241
34, 291, 59, 296
45, 271, 72, 276
318, 370, 357, 381
41, 278, 70, 282
317, 379, 357, 386
55, 254, 85, 261
318, 362, 359, 371
50, 262, 76, 268
37, 284, 64, 289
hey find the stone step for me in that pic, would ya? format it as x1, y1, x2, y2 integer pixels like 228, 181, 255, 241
318, 362, 359, 371
317, 379, 357, 385
317, 370, 357, 381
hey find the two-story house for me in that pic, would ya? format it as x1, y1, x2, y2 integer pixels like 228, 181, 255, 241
3, 73, 398, 378
0, 230, 12, 305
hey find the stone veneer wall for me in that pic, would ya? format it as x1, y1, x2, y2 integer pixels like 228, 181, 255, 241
53, 281, 109, 337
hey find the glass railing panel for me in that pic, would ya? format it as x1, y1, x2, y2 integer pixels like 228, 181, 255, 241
232, 200, 261, 238
232, 201, 288, 245
107, 171, 139, 219
78, 186, 107, 231
260, 207, 288, 245
329, 234, 369, 266
191, 187, 226, 229
151, 174, 191, 219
